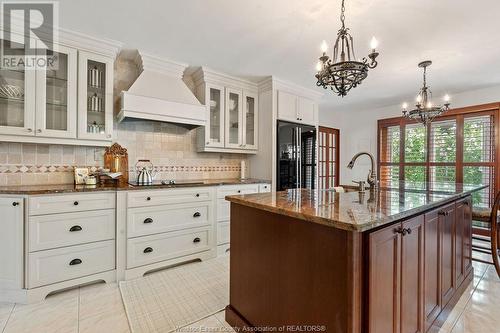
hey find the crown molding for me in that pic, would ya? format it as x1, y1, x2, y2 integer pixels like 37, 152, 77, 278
259, 76, 323, 101
190, 66, 258, 91
139, 52, 187, 78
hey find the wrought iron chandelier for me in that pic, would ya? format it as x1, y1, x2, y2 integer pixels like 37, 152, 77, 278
402, 61, 451, 125
315, 0, 379, 97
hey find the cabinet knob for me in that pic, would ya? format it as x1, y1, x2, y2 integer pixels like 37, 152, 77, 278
438, 211, 446, 216
405, 228, 412, 235
69, 225, 82, 232
146, 197, 151, 201
193, 212, 201, 218
12, 202, 19, 206
143, 218, 153, 224
193, 237, 201, 243
69, 258, 82, 266
195, 193, 200, 197
206, 142, 210, 145
464, 201, 469, 206
73, 201, 79, 206
143, 247, 153, 253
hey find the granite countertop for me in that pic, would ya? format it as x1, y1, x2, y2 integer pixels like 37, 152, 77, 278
0, 178, 270, 195
226, 183, 488, 232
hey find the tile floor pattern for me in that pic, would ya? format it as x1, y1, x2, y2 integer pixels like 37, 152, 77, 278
0, 261, 498, 333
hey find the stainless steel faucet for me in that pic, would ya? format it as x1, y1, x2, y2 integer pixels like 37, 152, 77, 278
347, 152, 378, 190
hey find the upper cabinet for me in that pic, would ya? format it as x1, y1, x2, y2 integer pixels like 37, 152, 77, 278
78, 51, 114, 141
0, 29, 120, 146
191, 68, 259, 154
277, 90, 317, 126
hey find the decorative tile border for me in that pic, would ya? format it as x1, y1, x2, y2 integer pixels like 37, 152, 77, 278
0, 164, 242, 174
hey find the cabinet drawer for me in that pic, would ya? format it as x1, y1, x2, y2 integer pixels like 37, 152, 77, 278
127, 202, 211, 238
28, 240, 115, 288
217, 184, 259, 199
29, 192, 115, 216
259, 184, 271, 193
217, 221, 230, 245
127, 187, 213, 208
29, 209, 115, 252
127, 228, 210, 269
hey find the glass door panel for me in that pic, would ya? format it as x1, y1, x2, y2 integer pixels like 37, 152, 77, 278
206, 85, 224, 147
243, 92, 257, 149
0, 37, 35, 135
36, 44, 77, 138
78, 51, 113, 141
225, 88, 242, 148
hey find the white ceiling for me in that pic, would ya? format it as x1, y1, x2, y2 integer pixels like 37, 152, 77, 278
59, 0, 500, 111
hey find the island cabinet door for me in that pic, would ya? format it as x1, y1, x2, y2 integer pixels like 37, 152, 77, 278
368, 223, 401, 333
455, 196, 472, 286
400, 215, 425, 333
424, 209, 442, 331
439, 202, 456, 307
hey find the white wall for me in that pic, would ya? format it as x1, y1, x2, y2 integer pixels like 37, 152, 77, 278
319, 85, 500, 185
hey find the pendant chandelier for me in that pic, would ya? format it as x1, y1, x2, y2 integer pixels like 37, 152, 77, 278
315, 0, 379, 97
402, 61, 451, 125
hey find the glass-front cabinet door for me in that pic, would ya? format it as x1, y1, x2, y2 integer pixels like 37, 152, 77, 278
35, 43, 77, 138
0, 37, 36, 136
225, 88, 243, 149
205, 84, 225, 147
78, 51, 113, 141
243, 91, 258, 150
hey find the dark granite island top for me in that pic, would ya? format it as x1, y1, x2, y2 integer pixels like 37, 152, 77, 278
226, 183, 487, 232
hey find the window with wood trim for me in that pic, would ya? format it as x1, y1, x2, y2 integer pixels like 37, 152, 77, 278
378, 103, 499, 208
318, 126, 340, 189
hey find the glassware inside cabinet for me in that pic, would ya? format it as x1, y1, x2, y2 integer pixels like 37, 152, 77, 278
86, 60, 106, 134
209, 88, 221, 143
228, 92, 239, 144
245, 95, 255, 146
0, 39, 26, 128
45, 50, 68, 131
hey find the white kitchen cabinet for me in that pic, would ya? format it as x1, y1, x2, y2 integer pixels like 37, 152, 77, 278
77, 51, 114, 141
203, 84, 225, 148
0, 197, 24, 290
35, 43, 78, 139
225, 87, 244, 149
277, 90, 318, 126
191, 67, 259, 154
0, 29, 119, 146
243, 91, 258, 150
0, 36, 36, 136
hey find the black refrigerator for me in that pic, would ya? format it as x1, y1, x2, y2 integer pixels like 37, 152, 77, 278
277, 120, 317, 191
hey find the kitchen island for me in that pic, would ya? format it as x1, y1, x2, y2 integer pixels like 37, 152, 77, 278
225, 184, 486, 333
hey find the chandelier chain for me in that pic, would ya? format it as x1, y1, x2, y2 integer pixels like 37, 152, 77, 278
340, 0, 346, 29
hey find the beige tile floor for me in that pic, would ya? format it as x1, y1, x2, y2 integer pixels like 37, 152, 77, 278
0, 261, 497, 333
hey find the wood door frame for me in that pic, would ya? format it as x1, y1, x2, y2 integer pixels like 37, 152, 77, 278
318, 126, 340, 189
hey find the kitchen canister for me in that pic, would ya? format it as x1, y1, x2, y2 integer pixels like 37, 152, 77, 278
88, 66, 102, 88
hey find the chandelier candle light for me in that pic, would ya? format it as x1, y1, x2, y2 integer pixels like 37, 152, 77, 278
315, 0, 379, 97
402, 60, 451, 125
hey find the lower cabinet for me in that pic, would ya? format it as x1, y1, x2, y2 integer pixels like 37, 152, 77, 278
368, 215, 424, 333
368, 196, 473, 333
0, 198, 24, 291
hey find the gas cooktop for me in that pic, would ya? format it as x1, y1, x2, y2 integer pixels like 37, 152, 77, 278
128, 180, 205, 186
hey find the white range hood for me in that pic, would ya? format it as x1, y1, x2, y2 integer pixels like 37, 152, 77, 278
118, 52, 206, 127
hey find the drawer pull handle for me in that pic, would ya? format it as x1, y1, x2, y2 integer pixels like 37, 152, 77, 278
464, 201, 469, 206
69, 225, 82, 232
196, 194, 200, 197
12, 202, 19, 206
144, 247, 153, 253
69, 259, 82, 266
438, 211, 446, 216
405, 228, 412, 235
144, 218, 153, 224
193, 237, 201, 243
193, 212, 201, 218
146, 197, 151, 201
73, 201, 79, 206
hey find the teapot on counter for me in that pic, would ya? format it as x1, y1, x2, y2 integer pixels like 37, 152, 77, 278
135, 159, 156, 185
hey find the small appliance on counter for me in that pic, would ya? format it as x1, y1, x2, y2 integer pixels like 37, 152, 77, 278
135, 159, 156, 185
